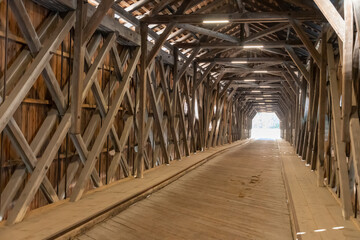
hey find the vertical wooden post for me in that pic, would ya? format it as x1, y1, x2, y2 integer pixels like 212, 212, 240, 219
172, 48, 179, 155
229, 100, 233, 143
136, 22, 148, 178
327, 43, 352, 219
298, 80, 307, 155
294, 86, 299, 147
172, 48, 179, 110
341, 0, 353, 143
71, 0, 86, 134
192, 62, 197, 150
317, 30, 327, 186
306, 68, 320, 164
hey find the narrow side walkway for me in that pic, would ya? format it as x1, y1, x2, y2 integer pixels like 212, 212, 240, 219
77, 140, 292, 240
279, 140, 360, 240
0, 140, 248, 240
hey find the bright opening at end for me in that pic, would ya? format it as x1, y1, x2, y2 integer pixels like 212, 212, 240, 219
251, 112, 280, 139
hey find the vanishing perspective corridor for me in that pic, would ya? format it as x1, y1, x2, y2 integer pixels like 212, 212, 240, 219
1, 0, 360, 239
77, 140, 293, 240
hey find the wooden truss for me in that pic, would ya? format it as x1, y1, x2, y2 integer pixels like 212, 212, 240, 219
0, 0, 243, 225
1, 0, 359, 225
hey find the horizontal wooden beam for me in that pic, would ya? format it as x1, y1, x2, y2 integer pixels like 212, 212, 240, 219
223, 67, 284, 73
231, 84, 283, 88
197, 57, 287, 64
142, 11, 323, 24
176, 24, 240, 43
175, 41, 303, 49
222, 77, 285, 81
243, 22, 290, 42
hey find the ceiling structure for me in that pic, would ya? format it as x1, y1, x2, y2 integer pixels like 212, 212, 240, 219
93, 0, 323, 118
1, 0, 360, 229
33, 0, 326, 118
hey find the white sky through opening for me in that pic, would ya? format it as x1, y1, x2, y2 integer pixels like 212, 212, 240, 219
251, 112, 280, 139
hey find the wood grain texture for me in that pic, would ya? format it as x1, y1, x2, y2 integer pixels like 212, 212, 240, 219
280, 140, 360, 240
79, 140, 292, 240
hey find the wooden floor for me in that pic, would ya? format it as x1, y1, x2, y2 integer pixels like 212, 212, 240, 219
77, 140, 293, 240
0, 140, 249, 240
279, 140, 360, 240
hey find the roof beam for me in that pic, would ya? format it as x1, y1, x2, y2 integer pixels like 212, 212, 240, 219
223, 67, 284, 73
82, 0, 114, 45
142, 11, 323, 24
285, 46, 311, 82
281, 0, 316, 10
197, 57, 286, 64
177, 24, 240, 43
243, 22, 290, 42
125, 0, 152, 12
313, 0, 345, 42
290, 18, 321, 65
222, 77, 285, 81
146, 0, 193, 66
175, 41, 303, 49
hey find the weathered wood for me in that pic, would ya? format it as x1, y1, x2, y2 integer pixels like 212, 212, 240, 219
244, 22, 290, 42
69, 134, 103, 187
327, 44, 352, 219
317, 31, 327, 186
136, 23, 148, 179
159, 61, 182, 159
313, 0, 345, 42
0, 117, 60, 218
176, 41, 303, 49
0, 0, 355, 226
9, 0, 67, 114
7, 113, 72, 225
178, 48, 200, 80
194, 62, 216, 89
70, 47, 140, 202
341, 0, 353, 143
146, 67, 170, 163
82, 0, 114, 45
177, 89, 190, 156
71, 0, 86, 134
57, 41, 126, 199
183, 76, 197, 152
150, 0, 177, 16
285, 46, 310, 83
107, 117, 133, 182
0, 11, 75, 134
177, 24, 240, 43
143, 11, 322, 24
290, 19, 321, 66
349, 117, 360, 201
210, 70, 226, 91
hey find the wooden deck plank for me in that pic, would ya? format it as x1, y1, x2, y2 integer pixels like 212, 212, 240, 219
279, 140, 360, 240
78, 140, 293, 240
0, 140, 249, 239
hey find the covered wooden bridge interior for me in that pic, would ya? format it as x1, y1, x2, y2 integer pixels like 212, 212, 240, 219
0, 0, 360, 239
